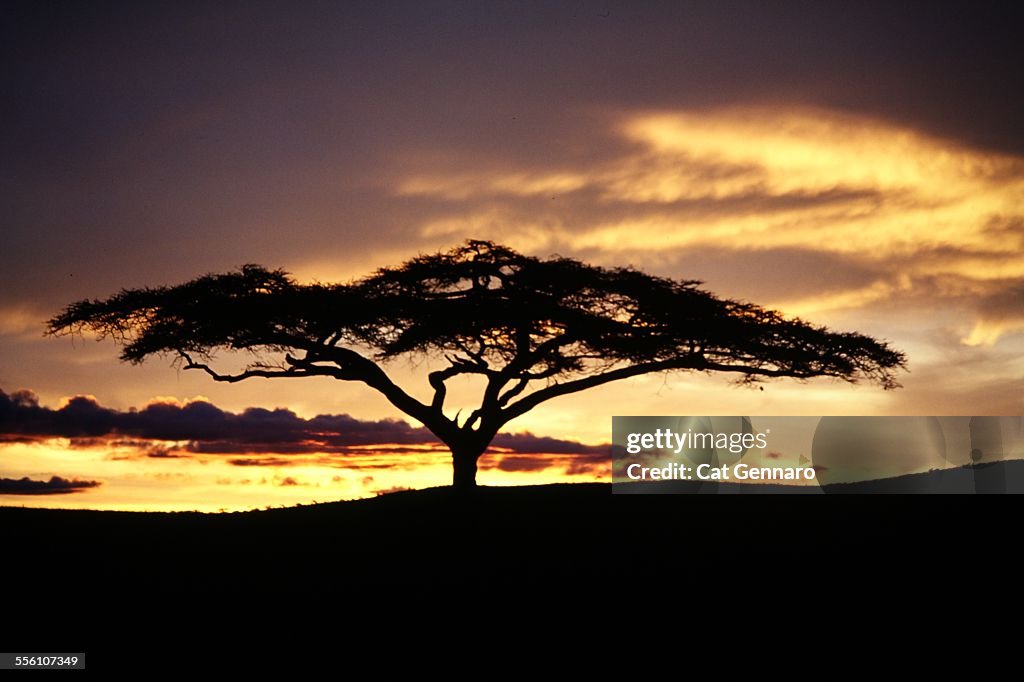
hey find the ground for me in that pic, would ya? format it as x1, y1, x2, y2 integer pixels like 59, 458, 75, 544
3, 465, 1017, 668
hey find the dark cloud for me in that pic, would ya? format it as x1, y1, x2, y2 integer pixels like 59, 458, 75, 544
228, 457, 297, 467
490, 432, 606, 456
565, 456, 606, 476
0, 436, 38, 445
484, 456, 555, 473
410, 175, 889, 221
983, 217, 1024, 247
146, 444, 186, 459
480, 450, 608, 474
976, 283, 1024, 324
0, 388, 608, 461
0, 475, 101, 495
0, 388, 428, 446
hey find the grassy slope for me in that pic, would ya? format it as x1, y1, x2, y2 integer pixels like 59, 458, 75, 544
2, 463, 1018, 656
4, 461, 1019, 586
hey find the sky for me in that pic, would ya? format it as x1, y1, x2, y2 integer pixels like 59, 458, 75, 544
2, 1, 1022, 509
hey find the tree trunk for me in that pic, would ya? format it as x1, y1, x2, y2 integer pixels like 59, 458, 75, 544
451, 448, 481, 491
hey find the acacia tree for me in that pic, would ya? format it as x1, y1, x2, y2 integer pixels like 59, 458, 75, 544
47, 240, 905, 490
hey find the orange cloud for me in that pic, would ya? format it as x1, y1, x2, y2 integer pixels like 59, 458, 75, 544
398, 105, 1024, 345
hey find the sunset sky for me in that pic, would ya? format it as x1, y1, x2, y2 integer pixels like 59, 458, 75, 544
2, 2, 1022, 509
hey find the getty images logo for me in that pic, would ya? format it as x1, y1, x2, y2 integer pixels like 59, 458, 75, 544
614, 416, 818, 484
624, 427, 768, 455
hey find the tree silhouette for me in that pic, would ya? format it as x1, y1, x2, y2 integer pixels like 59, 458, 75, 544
47, 240, 906, 490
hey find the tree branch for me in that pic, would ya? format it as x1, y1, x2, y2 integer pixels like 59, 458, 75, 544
498, 353, 878, 427
180, 352, 332, 383
475, 329, 580, 421
497, 356, 716, 426
182, 348, 460, 444
428, 365, 463, 412
310, 345, 461, 440
424, 351, 500, 415
497, 377, 529, 407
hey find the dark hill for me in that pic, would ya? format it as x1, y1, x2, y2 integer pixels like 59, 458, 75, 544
2, 463, 1019, 662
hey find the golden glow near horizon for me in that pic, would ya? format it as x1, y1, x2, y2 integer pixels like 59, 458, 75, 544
0, 438, 608, 512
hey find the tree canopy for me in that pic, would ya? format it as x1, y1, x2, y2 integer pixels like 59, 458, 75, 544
48, 240, 906, 488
